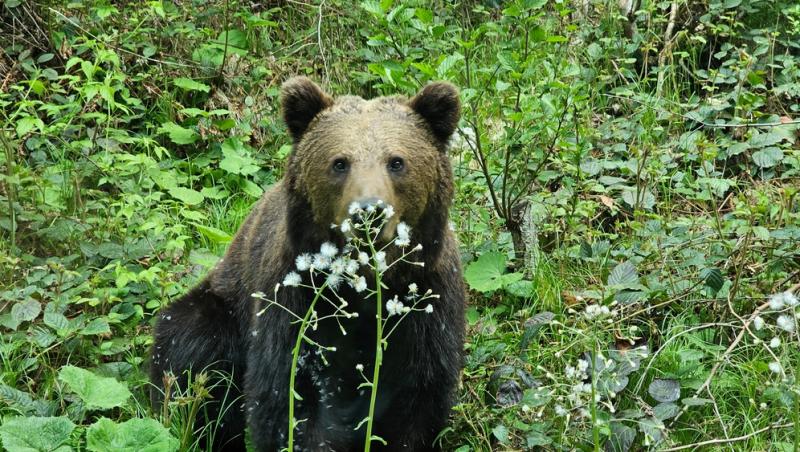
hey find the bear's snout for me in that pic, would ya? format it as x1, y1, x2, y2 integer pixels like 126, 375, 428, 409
349, 197, 386, 225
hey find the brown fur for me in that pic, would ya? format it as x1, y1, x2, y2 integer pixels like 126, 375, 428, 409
151, 78, 465, 451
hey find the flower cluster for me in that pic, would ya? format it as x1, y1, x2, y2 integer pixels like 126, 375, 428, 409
253, 200, 436, 330
752, 290, 799, 378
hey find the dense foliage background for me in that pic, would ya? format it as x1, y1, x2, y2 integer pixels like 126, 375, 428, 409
1, 0, 799, 450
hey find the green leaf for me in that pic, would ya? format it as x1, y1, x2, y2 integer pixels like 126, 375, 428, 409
748, 131, 785, 148
752, 147, 783, 168
157, 122, 199, 145
168, 187, 204, 206
653, 402, 680, 420
173, 77, 210, 93
86, 418, 179, 452
80, 318, 111, 336
492, 424, 509, 443
241, 179, 264, 198
700, 267, 724, 292
606, 423, 636, 452
11, 299, 41, 327
58, 366, 132, 410
465, 307, 479, 325
464, 252, 520, 293
607, 261, 638, 287
220, 139, 260, 175
16, 116, 44, 137
437, 52, 464, 78
0, 416, 75, 452
192, 223, 232, 244
648, 378, 680, 403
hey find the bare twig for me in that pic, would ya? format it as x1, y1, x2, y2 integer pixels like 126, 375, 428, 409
656, 0, 680, 98
317, 0, 329, 84
603, 93, 800, 128
661, 422, 796, 451
670, 282, 800, 427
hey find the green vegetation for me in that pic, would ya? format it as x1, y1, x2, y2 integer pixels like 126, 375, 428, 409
1, 0, 799, 450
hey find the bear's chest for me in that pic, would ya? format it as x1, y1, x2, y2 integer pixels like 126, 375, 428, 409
294, 302, 411, 437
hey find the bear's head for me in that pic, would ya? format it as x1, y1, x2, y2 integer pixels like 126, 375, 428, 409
281, 77, 460, 254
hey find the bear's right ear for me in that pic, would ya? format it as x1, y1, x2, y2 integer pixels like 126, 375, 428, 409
281, 77, 334, 142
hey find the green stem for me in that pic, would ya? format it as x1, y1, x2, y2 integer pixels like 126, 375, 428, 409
287, 282, 326, 451
591, 341, 600, 452
364, 236, 384, 451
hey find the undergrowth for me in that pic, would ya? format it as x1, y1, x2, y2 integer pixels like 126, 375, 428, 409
1, 0, 799, 450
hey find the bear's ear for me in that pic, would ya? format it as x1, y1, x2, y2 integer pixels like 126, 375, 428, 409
408, 82, 461, 145
281, 77, 334, 142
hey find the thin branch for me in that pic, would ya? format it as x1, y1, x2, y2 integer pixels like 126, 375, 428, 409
603, 93, 800, 128
661, 422, 795, 451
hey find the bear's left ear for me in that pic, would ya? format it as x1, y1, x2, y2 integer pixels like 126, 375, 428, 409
408, 82, 461, 145
281, 77, 334, 142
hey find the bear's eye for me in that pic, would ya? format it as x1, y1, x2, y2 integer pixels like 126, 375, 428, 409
388, 157, 405, 173
332, 158, 349, 173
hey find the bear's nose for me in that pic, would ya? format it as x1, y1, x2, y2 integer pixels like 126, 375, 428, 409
350, 198, 385, 227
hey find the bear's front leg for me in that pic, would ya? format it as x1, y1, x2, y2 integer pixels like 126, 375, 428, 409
245, 320, 294, 451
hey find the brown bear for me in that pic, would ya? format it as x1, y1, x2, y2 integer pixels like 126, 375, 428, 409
150, 77, 466, 451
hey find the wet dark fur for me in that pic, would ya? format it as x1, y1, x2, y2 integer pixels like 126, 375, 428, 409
151, 78, 465, 451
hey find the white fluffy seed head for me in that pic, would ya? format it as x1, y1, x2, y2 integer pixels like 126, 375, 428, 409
776, 315, 795, 332
320, 242, 338, 258
295, 253, 312, 271
283, 272, 301, 287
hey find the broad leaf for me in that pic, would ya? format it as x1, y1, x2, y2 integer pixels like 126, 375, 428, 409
58, 366, 132, 410
220, 139, 260, 176
464, 252, 522, 293
157, 122, 199, 145
86, 418, 179, 452
608, 261, 638, 287
173, 77, 210, 93
168, 187, 204, 206
648, 379, 680, 403
0, 416, 74, 452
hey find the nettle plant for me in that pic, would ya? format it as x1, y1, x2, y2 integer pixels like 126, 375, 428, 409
252, 201, 438, 450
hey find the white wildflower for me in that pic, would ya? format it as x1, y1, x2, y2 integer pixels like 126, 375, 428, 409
769, 293, 786, 310
555, 405, 568, 417
283, 272, 302, 287
776, 315, 795, 333
768, 361, 782, 374
408, 283, 418, 294
320, 242, 338, 258
356, 363, 364, 371
326, 273, 342, 289
340, 219, 352, 234
358, 252, 369, 266
425, 304, 434, 314
753, 316, 765, 331
577, 359, 589, 375
295, 253, 312, 271
312, 253, 331, 270
330, 257, 346, 275
783, 292, 799, 307
348, 202, 361, 215
770, 337, 781, 348
386, 296, 405, 316
395, 222, 410, 247
375, 251, 388, 271
584, 304, 610, 320
345, 259, 359, 275
383, 205, 395, 219
353, 276, 367, 293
